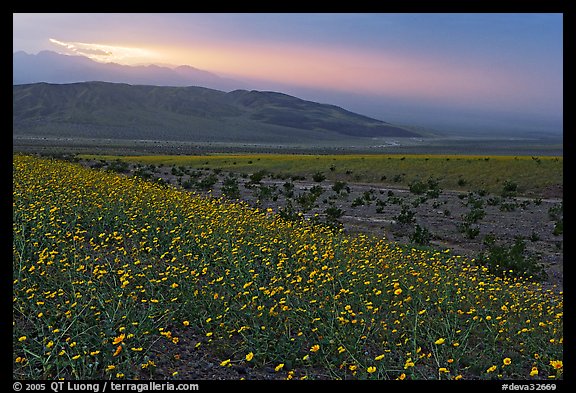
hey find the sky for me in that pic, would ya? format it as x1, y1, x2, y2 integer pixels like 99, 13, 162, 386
13, 13, 563, 135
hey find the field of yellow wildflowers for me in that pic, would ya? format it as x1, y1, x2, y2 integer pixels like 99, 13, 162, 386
13, 155, 563, 380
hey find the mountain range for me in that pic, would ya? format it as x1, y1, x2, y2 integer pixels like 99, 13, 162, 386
13, 82, 419, 144
13, 50, 247, 91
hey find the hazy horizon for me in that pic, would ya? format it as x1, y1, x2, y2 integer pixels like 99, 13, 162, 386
13, 13, 563, 136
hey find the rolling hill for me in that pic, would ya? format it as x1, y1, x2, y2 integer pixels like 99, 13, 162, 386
13, 82, 420, 144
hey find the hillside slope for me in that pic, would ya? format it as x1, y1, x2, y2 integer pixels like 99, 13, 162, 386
13, 82, 420, 144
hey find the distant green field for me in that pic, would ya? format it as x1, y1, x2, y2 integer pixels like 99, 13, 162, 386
79, 153, 563, 197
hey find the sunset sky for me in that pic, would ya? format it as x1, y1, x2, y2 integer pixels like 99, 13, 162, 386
13, 13, 563, 133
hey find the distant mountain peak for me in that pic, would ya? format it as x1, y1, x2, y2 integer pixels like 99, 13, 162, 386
13, 50, 247, 91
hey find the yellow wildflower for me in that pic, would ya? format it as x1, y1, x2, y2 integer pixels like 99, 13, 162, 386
112, 333, 125, 345
550, 360, 563, 370
220, 359, 231, 366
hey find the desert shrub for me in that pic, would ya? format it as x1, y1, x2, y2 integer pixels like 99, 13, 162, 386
250, 170, 268, 185
410, 224, 431, 246
107, 160, 130, 174
332, 181, 348, 194
198, 173, 218, 191
351, 196, 365, 208
459, 222, 480, 239
502, 180, 518, 197
312, 172, 326, 182
310, 185, 324, 197
324, 206, 344, 227
409, 180, 428, 195
395, 204, 415, 224
476, 237, 547, 281
222, 176, 241, 199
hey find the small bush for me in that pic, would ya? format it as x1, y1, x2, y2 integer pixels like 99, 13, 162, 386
502, 180, 518, 197
410, 224, 431, 245
312, 172, 326, 182
476, 237, 547, 281
324, 206, 344, 226
250, 170, 268, 185
332, 181, 348, 194
409, 180, 428, 195
107, 160, 130, 174
395, 205, 415, 224
222, 176, 241, 199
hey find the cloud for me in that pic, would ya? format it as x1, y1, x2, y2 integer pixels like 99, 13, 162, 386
48, 38, 156, 64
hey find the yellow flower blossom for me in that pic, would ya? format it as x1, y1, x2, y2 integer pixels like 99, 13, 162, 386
220, 359, 231, 366
112, 333, 125, 345
550, 360, 563, 370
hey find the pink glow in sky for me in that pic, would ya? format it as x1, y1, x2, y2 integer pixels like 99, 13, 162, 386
13, 13, 563, 128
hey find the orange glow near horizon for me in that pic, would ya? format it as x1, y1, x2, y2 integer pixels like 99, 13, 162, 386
46, 37, 540, 108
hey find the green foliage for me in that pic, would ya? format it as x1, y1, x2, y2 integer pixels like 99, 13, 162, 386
133, 168, 153, 180
296, 191, 318, 212
463, 208, 486, 224
324, 206, 344, 227
222, 176, 241, 199
332, 181, 349, 194
77, 154, 563, 198
312, 172, 326, 182
409, 180, 428, 195
476, 236, 547, 281
410, 224, 431, 246
553, 219, 563, 236
351, 196, 365, 208
107, 159, 130, 174
459, 222, 480, 239
395, 204, 415, 224
502, 180, 518, 197
249, 170, 268, 185
277, 201, 301, 222
309, 185, 325, 198
197, 173, 219, 191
